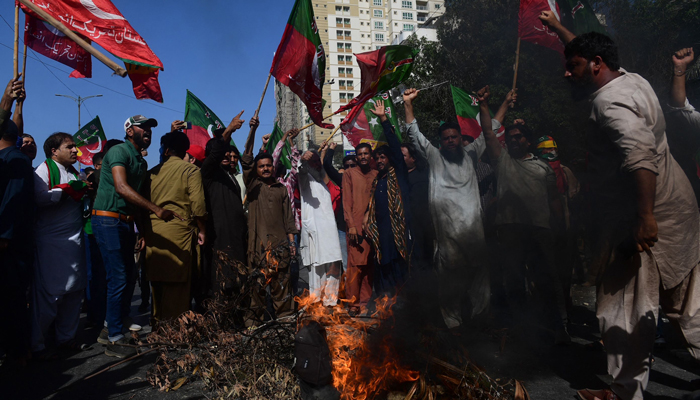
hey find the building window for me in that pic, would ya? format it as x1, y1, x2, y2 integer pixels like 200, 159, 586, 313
345, 30, 352, 38
374, 21, 384, 29
373, 0, 382, 5
402, 1, 413, 8
346, 67, 353, 76
338, 67, 346, 77
343, 6, 350, 13
344, 43, 352, 51
335, 6, 341, 12
375, 33, 385, 42
339, 92, 347, 102
373, 9, 383, 17
336, 18, 342, 27
376, 45, 382, 50
337, 30, 344, 39
402, 12, 413, 20
346, 80, 354, 89
338, 55, 345, 64
344, 18, 351, 26
403, 24, 414, 31
435, 4, 441, 9
348, 93, 355, 100
346, 55, 353, 63
339, 80, 346, 89
337, 43, 344, 52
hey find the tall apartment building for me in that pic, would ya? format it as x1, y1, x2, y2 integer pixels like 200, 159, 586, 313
309, 0, 445, 144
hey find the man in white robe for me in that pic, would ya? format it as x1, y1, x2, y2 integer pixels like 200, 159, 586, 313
31, 133, 87, 354
298, 150, 342, 306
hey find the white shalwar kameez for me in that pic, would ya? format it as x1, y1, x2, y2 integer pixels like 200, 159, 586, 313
31, 161, 87, 352
298, 160, 342, 306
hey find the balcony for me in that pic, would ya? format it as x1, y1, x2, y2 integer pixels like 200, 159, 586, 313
338, 72, 346, 77
344, 35, 352, 40
339, 85, 347, 90
417, 5, 427, 10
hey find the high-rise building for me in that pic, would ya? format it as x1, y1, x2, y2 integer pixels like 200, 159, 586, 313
309, 0, 445, 145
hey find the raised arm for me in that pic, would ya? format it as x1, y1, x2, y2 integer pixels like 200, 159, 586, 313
493, 88, 517, 124
243, 116, 260, 156
539, 10, 576, 44
12, 80, 25, 136
222, 110, 245, 145
0, 76, 22, 133
403, 88, 436, 161
476, 85, 502, 161
671, 48, 694, 108
370, 102, 405, 171
323, 143, 343, 186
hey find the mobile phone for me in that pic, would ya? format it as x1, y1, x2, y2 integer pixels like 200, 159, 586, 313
183, 121, 192, 130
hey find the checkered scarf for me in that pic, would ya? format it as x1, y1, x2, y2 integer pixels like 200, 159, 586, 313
366, 166, 407, 263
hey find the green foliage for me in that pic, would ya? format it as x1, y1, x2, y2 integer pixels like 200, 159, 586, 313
400, 0, 700, 165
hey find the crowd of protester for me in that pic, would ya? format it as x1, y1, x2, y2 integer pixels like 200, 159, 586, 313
1, 16, 700, 399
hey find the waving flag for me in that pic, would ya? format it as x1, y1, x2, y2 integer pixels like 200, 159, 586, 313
271, 0, 332, 129
451, 86, 507, 146
558, 0, 606, 35
519, 0, 565, 54
183, 90, 226, 150
19, 0, 164, 101
341, 93, 402, 148
73, 116, 106, 165
24, 13, 92, 78
266, 122, 292, 170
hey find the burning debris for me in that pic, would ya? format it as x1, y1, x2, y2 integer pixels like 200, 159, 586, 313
144, 249, 528, 400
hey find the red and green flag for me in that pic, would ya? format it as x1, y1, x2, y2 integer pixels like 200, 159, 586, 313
557, 0, 606, 35
184, 90, 227, 150
271, 0, 332, 129
266, 121, 292, 170
519, 0, 565, 54
342, 92, 402, 148
73, 116, 106, 166
451, 85, 506, 146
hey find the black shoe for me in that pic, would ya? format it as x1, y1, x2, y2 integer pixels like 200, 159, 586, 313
104, 337, 137, 358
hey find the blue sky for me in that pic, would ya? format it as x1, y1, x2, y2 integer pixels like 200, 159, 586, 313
0, 1, 291, 168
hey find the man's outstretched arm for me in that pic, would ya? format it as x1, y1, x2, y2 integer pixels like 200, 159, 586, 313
477, 85, 502, 161
539, 11, 576, 44
671, 48, 694, 108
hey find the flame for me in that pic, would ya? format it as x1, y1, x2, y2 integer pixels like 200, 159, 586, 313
297, 292, 418, 399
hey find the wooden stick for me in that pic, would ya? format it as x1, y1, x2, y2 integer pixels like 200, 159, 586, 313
21, 44, 27, 79
17, 0, 127, 77
299, 110, 341, 131
84, 346, 163, 380
254, 72, 272, 119
321, 125, 342, 147
510, 37, 521, 108
13, 5, 19, 79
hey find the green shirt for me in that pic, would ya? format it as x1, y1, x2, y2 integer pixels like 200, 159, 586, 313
93, 142, 147, 215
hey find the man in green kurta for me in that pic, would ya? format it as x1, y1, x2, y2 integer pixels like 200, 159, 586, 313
142, 131, 207, 324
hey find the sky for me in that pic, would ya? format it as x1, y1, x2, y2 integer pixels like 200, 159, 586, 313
0, 0, 292, 168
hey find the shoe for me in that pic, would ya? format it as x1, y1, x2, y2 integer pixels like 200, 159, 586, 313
123, 317, 142, 332
104, 337, 137, 359
554, 326, 571, 345
97, 328, 109, 345
577, 388, 619, 400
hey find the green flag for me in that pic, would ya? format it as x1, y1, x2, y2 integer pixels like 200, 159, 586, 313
184, 90, 237, 149
266, 121, 292, 170
73, 116, 106, 166
558, 0, 607, 35
344, 92, 402, 148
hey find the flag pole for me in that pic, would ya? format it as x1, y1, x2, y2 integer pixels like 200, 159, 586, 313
13, 5, 19, 79
299, 110, 341, 131
321, 125, 342, 147
254, 72, 272, 119
17, 0, 127, 77
510, 37, 521, 108
21, 44, 27, 78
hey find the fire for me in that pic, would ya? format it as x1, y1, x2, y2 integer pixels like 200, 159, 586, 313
297, 291, 419, 399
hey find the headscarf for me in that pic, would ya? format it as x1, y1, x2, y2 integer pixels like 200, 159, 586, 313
535, 135, 567, 195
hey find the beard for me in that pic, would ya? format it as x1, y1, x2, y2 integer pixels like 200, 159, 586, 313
441, 147, 465, 164
133, 131, 151, 149
569, 65, 596, 102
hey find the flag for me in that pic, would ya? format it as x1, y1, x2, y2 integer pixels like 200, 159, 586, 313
73, 116, 106, 165
266, 121, 292, 170
557, 0, 606, 35
125, 63, 162, 102
183, 90, 226, 150
450, 86, 507, 146
338, 46, 417, 139
24, 13, 91, 78
341, 92, 402, 149
519, 0, 565, 54
271, 0, 332, 129
19, 0, 164, 101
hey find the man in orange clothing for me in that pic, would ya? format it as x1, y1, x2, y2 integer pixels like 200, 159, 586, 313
342, 143, 377, 315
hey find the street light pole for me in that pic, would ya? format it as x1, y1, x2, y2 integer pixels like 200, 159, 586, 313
55, 94, 103, 129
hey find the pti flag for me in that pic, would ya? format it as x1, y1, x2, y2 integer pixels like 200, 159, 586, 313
558, 0, 606, 35
519, 0, 565, 54
271, 0, 333, 129
183, 90, 226, 150
73, 116, 106, 165
19, 0, 164, 101
341, 92, 402, 149
24, 13, 91, 78
265, 122, 292, 170
451, 86, 506, 146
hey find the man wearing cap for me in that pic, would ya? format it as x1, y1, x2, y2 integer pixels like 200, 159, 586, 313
185, 144, 205, 168
92, 115, 180, 358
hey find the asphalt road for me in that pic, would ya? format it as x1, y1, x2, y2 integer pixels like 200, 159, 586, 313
0, 282, 698, 400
